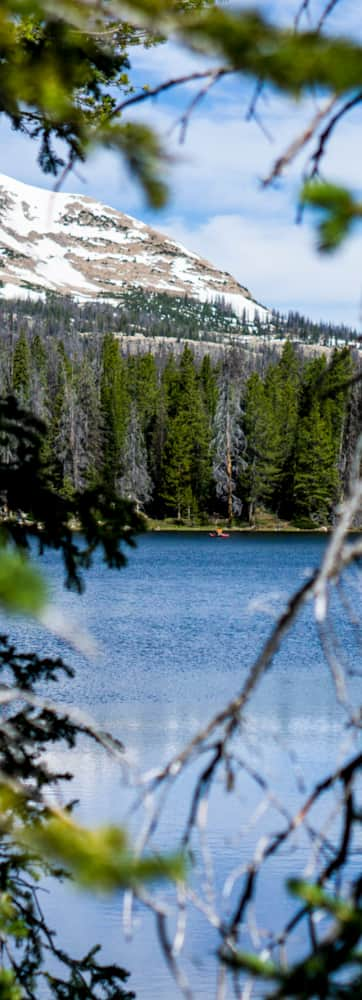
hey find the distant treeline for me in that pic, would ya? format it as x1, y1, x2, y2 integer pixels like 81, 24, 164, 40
271, 309, 357, 346
1, 316, 357, 526
0, 290, 357, 345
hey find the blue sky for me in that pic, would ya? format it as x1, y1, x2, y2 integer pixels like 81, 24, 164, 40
1, 0, 361, 325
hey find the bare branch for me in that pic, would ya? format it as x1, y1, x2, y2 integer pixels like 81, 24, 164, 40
245, 79, 274, 142
294, 1, 312, 31
295, 0, 342, 32
157, 910, 194, 1000
177, 69, 226, 144
262, 95, 338, 187
318, 619, 350, 710
112, 68, 229, 118
317, 0, 343, 31
224, 752, 361, 943
309, 91, 362, 178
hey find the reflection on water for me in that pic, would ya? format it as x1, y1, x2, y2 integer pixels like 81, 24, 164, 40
1, 532, 360, 998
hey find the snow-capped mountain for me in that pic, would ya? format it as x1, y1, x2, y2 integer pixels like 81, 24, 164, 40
0, 174, 268, 321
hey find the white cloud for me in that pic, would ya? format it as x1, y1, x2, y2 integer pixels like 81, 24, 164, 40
158, 213, 362, 325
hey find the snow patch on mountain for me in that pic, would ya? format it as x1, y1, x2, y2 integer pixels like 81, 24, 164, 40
0, 174, 269, 321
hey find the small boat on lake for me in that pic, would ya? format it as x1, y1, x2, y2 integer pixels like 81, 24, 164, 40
209, 529, 229, 538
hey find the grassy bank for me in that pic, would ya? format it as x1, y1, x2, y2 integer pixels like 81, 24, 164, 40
143, 511, 330, 533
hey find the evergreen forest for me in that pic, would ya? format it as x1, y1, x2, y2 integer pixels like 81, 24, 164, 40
1, 304, 357, 528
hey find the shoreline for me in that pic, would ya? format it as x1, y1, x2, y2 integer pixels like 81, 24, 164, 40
145, 521, 331, 534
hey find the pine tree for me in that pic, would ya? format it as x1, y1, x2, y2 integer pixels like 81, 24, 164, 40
292, 349, 352, 523
29, 333, 49, 420
160, 410, 193, 520
322, 347, 353, 471
100, 333, 129, 494
73, 355, 102, 491
241, 372, 279, 522
12, 330, 31, 405
126, 353, 159, 437
119, 402, 153, 511
265, 342, 300, 514
293, 400, 338, 524
159, 347, 211, 519
212, 365, 245, 523
43, 342, 76, 495
179, 345, 212, 514
199, 354, 219, 428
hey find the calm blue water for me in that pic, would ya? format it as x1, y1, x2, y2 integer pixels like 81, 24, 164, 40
2, 533, 361, 998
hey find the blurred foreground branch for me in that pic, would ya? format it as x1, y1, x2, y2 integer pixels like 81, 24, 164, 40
123, 450, 362, 998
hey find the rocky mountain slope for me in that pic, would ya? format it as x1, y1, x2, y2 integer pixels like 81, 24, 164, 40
0, 173, 268, 321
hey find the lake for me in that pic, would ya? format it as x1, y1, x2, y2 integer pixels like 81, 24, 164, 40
2, 532, 360, 998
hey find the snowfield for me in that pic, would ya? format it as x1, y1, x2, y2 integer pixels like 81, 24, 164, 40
0, 173, 269, 321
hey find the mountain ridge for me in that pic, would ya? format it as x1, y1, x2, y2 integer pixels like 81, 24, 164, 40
0, 173, 268, 321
